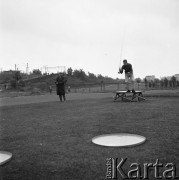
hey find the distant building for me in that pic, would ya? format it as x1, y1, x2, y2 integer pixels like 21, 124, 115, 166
145, 75, 155, 81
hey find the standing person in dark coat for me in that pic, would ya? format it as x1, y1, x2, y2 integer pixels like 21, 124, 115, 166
55, 73, 67, 102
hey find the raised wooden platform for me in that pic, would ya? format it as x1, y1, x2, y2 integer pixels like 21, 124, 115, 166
113, 90, 146, 102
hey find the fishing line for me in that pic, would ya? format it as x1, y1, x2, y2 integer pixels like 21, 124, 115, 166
119, 27, 126, 71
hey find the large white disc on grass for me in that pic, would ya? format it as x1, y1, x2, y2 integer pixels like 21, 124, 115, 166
0, 151, 12, 166
92, 134, 146, 147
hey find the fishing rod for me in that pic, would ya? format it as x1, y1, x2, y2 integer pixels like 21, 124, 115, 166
120, 31, 125, 67
118, 28, 126, 73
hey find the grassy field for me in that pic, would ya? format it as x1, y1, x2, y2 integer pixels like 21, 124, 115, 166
0, 92, 179, 180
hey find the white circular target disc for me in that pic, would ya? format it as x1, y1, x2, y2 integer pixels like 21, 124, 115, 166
92, 134, 146, 147
0, 151, 12, 166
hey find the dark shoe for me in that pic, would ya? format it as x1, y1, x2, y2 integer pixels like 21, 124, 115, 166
127, 90, 130, 93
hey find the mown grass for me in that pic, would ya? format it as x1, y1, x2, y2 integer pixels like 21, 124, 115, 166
0, 96, 179, 180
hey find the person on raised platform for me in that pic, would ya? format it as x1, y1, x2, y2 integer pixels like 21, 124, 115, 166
118, 59, 135, 93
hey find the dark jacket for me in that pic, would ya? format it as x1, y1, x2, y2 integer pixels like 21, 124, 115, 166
55, 76, 67, 95
121, 63, 133, 74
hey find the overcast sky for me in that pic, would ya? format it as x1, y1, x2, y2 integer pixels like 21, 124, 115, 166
0, 0, 179, 79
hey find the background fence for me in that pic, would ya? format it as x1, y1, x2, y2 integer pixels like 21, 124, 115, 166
53, 82, 179, 94
1, 80, 179, 94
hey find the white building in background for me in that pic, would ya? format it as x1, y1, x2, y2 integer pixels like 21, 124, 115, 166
145, 75, 155, 81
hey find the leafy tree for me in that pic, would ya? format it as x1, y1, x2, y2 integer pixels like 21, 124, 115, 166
135, 78, 142, 83
177, 81, 179, 87
32, 69, 42, 76
73, 69, 87, 80
0, 72, 13, 83
67, 67, 73, 76
149, 82, 152, 88
160, 80, 164, 87
43, 72, 48, 76
169, 80, 173, 87
153, 78, 159, 87
88, 72, 96, 79
9, 71, 22, 89
164, 78, 168, 87
14, 71, 22, 81
171, 76, 177, 87
18, 80, 25, 87
144, 78, 148, 88
151, 80, 155, 88
97, 74, 104, 79
10, 79, 17, 88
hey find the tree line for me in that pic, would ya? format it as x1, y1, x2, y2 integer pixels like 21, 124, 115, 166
66, 67, 116, 83
0, 68, 178, 89
135, 76, 179, 88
